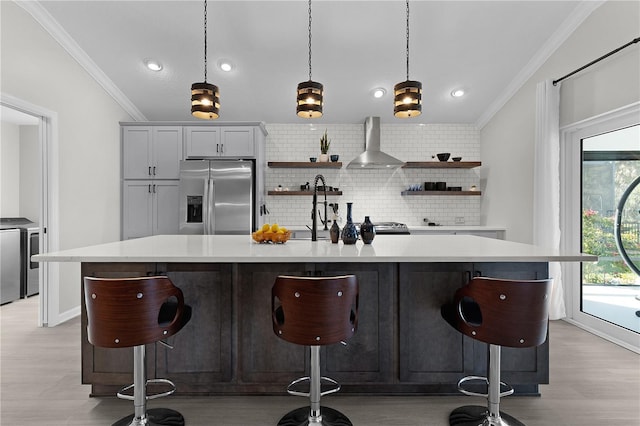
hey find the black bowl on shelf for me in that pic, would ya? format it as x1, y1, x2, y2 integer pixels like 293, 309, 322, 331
437, 153, 450, 162
452, 157, 462, 162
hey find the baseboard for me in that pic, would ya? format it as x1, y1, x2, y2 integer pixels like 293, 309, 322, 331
562, 318, 640, 354
46, 305, 81, 327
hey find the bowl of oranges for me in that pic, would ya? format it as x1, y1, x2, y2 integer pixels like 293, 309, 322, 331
252, 223, 291, 244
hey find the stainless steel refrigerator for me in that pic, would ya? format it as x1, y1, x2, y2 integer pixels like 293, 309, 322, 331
179, 160, 254, 235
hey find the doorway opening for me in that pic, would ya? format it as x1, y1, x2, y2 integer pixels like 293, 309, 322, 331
1, 94, 59, 326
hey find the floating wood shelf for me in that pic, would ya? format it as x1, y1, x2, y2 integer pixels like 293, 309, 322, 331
268, 162, 342, 168
401, 191, 482, 196
268, 190, 343, 196
402, 161, 481, 169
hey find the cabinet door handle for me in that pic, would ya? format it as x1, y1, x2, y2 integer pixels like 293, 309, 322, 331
148, 184, 152, 193
153, 184, 156, 193
153, 166, 156, 175
220, 143, 224, 154
216, 143, 219, 153
148, 166, 152, 176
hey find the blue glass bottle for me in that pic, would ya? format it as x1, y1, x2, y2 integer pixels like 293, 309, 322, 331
341, 202, 359, 245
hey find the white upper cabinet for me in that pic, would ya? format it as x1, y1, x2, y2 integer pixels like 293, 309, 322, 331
122, 126, 182, 179
184, 126, 255, 158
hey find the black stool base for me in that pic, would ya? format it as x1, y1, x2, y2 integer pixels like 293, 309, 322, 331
277, 406, 352, 426
113, 408, 185, 426
450, 405, 525, 426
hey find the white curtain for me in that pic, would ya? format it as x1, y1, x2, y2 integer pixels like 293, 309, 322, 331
533, 79, 565, 320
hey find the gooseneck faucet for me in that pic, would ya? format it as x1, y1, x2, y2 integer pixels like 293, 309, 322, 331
311, 174, 328, 241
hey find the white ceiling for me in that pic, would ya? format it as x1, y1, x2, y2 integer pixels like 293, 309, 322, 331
31, 0, 594, 125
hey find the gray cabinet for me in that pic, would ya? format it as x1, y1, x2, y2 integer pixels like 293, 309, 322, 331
315, 262, 395, 389
158, 264, 233, 391
398, 262, 474, 388
398, 262, 549, 394
81, 263, 233, 395
122, 180, 179, 239
81, 260, 550, 396
237, 262, 394, 392
183, 126, 255, 158
122, 126, 182, 179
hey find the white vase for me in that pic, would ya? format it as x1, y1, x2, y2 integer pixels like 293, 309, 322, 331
319, 154, 329, 162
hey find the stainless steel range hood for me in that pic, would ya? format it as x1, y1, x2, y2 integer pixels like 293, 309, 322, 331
347, 116, 405, 169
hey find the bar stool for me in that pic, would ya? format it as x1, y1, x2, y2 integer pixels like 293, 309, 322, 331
272, 274, 359, 426
441, 277, 552, 426
84, 276, 192, 426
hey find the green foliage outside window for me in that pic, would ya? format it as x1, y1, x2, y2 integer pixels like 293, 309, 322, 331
582, 209, 639, 285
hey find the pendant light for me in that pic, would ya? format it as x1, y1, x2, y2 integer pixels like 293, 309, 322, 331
296, 0, 323, 118
191, 0, 220, 119
394, 0, 422, 118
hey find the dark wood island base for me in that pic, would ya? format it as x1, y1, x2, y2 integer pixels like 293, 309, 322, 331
81, 261, 549, 397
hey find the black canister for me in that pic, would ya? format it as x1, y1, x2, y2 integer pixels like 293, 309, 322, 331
360, 216, 376, 244
424, 182, 436, 191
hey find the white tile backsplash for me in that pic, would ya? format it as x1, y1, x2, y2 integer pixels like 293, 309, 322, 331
264, 122, 480, 227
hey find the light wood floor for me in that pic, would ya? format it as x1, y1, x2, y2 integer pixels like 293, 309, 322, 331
1, 296, 639, 426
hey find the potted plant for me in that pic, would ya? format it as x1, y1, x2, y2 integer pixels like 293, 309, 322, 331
319, 129, 331, 162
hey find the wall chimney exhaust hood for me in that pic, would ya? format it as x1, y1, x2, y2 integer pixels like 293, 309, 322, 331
347, 117, 405, 169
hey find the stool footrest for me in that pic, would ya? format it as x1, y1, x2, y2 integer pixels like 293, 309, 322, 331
286, 376, 341, 398
457, 375, 514, 398
117, 378, 176, 401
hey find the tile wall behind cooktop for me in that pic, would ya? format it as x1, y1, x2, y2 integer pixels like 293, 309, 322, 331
264, 123, 481, 227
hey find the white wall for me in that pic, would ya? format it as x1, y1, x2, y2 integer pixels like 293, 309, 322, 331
1, 122, 20, 216
480, 0, 640, 243
0, 121, 39, 219
1, 2, 132, 314
265, 123, 481, 227
20, 125, 40, 221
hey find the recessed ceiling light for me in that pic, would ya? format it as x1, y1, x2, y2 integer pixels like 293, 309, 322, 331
372, 88, 386, 98
145, 60, 162, 71
218, 59, 234, 72
451, 89, 465, 98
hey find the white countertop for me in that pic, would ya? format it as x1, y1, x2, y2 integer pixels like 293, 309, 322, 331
407, 225, 506, 232
33, 234, 596, 263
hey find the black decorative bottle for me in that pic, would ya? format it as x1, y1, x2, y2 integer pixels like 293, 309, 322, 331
341, 202, 359, 245
360, 216, 376, 244
330, 219, 340, 244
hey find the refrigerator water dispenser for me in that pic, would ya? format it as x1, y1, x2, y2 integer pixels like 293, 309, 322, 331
187, 196, 203, 223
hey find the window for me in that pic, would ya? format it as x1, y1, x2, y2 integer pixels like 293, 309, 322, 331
561, 103, 640, 352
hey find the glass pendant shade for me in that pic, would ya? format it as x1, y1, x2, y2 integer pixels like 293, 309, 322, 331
393, 80, 422, 118
191, 81, 220, 119
296, 80, 323, 118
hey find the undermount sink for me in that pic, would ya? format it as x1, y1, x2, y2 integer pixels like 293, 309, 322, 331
289, 229, 330, 240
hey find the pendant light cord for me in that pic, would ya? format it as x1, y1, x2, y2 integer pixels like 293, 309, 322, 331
308, 0, 313, 81
405, 0, 410, 81
203, 0, 208, 83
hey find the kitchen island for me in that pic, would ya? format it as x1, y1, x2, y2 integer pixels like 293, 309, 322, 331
34, 234, 595, 397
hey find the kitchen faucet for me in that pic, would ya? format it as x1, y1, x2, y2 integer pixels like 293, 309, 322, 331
311, 174, 328, 241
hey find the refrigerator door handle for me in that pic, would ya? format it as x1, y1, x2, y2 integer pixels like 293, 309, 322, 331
203, 178, 215, 234
209, 180, 216, 235
202, 178, 210, 234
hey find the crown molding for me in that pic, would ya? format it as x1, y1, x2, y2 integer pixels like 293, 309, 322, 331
475, 1, 605, 130
16, 1, 147, 121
